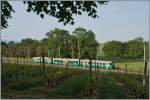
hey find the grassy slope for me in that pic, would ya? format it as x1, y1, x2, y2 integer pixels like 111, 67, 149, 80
114, 62, 146, 72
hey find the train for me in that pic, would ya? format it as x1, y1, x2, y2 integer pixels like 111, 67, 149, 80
32, 57, 114, 69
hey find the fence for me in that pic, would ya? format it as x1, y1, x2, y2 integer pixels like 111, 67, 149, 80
1, 57, 149, 75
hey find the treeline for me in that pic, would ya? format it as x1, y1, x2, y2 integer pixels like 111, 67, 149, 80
1, 27, 149, 60
102, 37, 149, 59
1, 27, 98, 59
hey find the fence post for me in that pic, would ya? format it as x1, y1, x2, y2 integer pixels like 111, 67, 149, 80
27, 57, 29, 65
126, 64, 127, 72
40, 57, 41, 67
1, 56, 3, 66
143, 61, 147, 86
17, 56, 18, 65
89, 58, 92, 95
24, 57, 25, 64
42, 54, 47, 88
130, 67, 131, 72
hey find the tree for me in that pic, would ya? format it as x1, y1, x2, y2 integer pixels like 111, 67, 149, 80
69, 35, 78, 58
45, 28, 71, 58
102, 41, 123, 58
15, 38, 39, 57
1, 1, 108, 29
102, 37, 147, 59
1, 41, 8, 57
1, 1, 15, 29
73, 27, 98, 59
7, 41, 16, 58
124, 37, 144, 58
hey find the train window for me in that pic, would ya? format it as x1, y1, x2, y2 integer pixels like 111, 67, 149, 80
103, 63, 105, 65
76, 61, 78, 63
100, 63, 102, 65
109, 63, 112, 65
81, 61, 82, 63
97, 63, 99, 65
88, 62, 90, 64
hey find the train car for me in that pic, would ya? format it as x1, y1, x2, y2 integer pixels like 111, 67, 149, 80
68, 59, 79, 66
32, 57, 52, 64
80, 60, 113, 69
96, 61, 113, 69
80, 59, 89, 67
80, 59, 97, 68
53, 58, 68, 65
32, 57, 113, 69
32, 57, 41, 63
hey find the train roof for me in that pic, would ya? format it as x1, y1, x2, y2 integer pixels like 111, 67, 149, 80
32, 57, 112, 62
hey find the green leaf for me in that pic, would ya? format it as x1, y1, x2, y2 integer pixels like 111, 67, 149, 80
40, 14, 44, 18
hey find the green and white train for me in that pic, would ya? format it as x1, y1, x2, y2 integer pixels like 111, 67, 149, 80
32, 57, 113, 69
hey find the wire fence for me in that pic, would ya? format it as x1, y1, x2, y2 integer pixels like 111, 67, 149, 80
1, 57, 149, 75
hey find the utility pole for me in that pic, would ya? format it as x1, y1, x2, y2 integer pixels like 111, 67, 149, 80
78, 41, 80, 59
72, 43, 74, 58
78, 40, 81, 66
144, 43, 146, 61
143, 42, 147, 86
58, 47, 60, 58
11, 49, 13, 63
27, 47, 30, 64
48, 49, 50, 58
96, 46, 99, 60
72, 47, 73, 59
28, 47, 30, 58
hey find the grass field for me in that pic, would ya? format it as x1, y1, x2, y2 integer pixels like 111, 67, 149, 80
114, 61, 149, 73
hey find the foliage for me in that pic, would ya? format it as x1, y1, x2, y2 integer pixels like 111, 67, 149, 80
72, 27, 98, 59
45, 28, 71, 58
0, 27, 98, 59
102, 41, 123, 58
1, 1, 15, 29
1, 33, 148, 60
23, 1, 108, 25
49, 73, 89, 98
1, 1, 108, 29
112, 72, 149, 98
102, 37, 149, 59
99, 74, 127, 99
2, 64, 149, 99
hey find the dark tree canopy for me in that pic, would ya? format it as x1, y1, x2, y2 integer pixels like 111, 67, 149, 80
102, 37, 149, 59
1, 1, 15, 29
1, 1, 108, 29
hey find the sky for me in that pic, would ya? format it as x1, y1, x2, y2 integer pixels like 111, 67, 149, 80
1, 1, 149, 43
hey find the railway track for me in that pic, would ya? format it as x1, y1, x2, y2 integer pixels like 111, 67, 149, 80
1, 58, 146, 75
